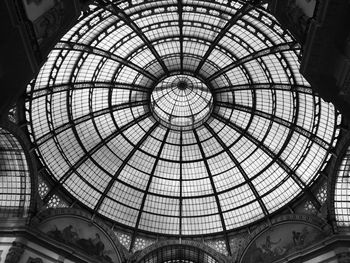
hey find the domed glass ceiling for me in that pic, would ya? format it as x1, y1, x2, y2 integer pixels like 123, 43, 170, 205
25, 0, 340, 236
151, 75, 213, 130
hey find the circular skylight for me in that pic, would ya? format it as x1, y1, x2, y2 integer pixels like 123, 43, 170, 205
25, 0, 340, 236
151, 75, 213, 130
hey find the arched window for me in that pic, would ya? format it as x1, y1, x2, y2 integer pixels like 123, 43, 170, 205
334, 145, 350, 227
0, 126, 32, 217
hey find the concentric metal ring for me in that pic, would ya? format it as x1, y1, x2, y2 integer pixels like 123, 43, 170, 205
25, 0, 340, 237
151, 75, 213, 131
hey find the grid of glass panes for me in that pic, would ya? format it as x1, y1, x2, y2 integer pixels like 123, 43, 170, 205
151, 75, 213, 130
0, 127, 31, 217
335, 146, 350, 227
140, 245, 219, 263
25, 0, 339, 236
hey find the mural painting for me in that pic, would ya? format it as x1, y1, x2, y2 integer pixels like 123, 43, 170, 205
241, 223, 325, 263
39, 217, 119, 263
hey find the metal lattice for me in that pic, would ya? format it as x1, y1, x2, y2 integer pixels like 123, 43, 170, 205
25, 0, 340, 244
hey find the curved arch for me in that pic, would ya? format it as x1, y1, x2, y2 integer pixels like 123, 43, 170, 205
130, 239, 228, 263
32, 208, 129, 262
0, 121, 37, 218
239, 214, 331, 263
330, 133, 350, 230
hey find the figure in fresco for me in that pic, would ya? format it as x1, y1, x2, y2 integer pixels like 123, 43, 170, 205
76, 233, 106, 258
242, 224, 324, 263
47, 225, 63, 241
292, 227, 310, 246
247, 242, 265, 263
292, 230, 302, 246
91, 233, 105, 256
62, 225, 78, 244
262, 235, 282, 254
46, 225, 111, 261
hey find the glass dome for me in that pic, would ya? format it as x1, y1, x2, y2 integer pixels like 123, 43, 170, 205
151, 75, 213, 130
25, 0, 339, 236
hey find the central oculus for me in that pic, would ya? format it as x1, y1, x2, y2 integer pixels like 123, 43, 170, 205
150, 75, 213, 131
